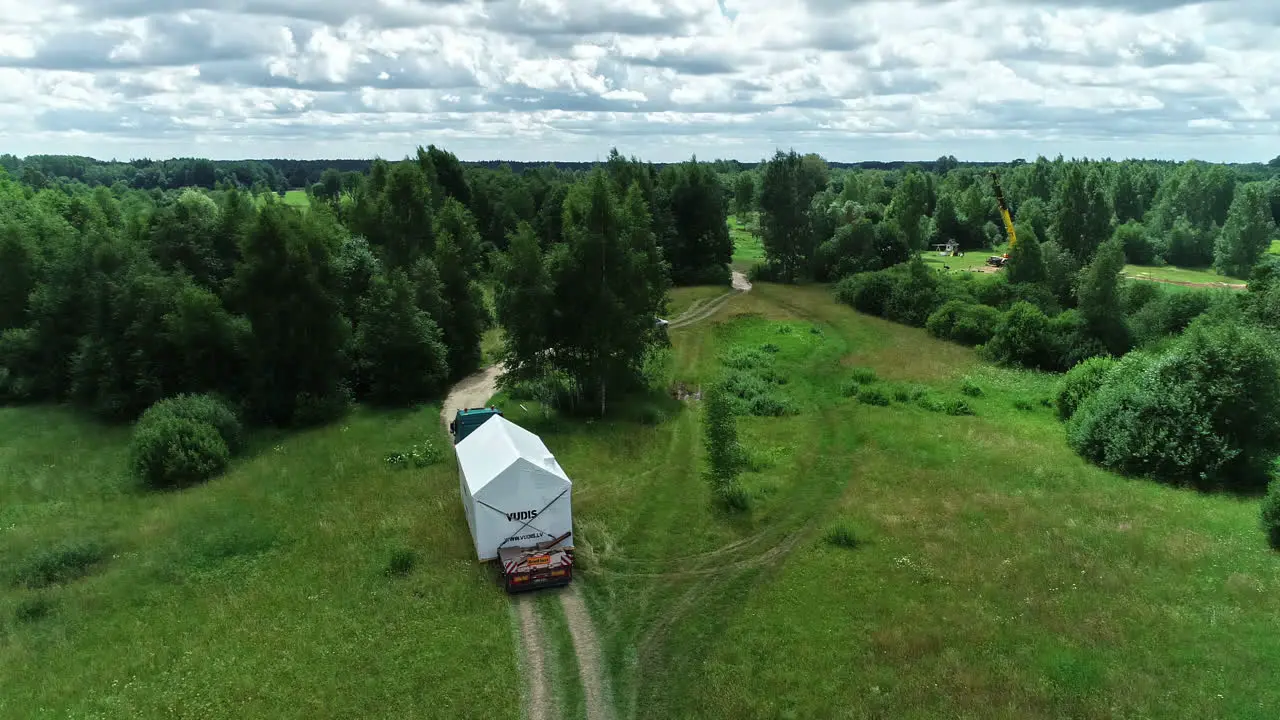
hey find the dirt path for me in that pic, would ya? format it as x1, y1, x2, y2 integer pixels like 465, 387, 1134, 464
439, 363, 506, 429
560, 585, 614, 720
667, 271, 752, 330
514, 595, 553, 720
441, 363, 556, 720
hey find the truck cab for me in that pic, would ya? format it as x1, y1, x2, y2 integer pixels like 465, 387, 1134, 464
450, 407, 503, 444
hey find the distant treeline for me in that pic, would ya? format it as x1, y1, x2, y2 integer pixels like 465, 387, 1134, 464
10, 152, 1276, 194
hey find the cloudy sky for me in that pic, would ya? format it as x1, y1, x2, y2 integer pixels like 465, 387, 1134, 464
0, 0, 1277, 162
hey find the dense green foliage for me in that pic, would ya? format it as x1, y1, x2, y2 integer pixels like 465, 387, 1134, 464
1067, 320, 1280, 489
1055, 356, 1117, 421
1263, 480, 1280, 550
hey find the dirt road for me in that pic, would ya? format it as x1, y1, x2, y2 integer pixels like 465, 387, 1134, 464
439, 363, 506, 430
667, 271, 752, 330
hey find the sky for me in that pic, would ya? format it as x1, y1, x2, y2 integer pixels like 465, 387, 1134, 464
0, 0, 1277, 163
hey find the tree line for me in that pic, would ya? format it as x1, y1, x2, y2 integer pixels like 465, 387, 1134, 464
0, 144, 737, 431
736, 150, 1280, 544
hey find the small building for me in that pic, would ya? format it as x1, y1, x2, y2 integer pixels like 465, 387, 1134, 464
455, 415, 573, 562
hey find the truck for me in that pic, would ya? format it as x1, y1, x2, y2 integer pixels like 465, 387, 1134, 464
497, 530, 574, 593
450, 406, 503, 444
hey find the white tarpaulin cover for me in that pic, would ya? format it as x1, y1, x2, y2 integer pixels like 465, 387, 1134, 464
456, 414, 573, 562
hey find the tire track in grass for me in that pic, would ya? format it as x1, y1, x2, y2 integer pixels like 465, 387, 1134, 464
443, 364, 555, 720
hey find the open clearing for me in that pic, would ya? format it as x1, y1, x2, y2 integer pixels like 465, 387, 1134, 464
1123, 263, 1247, 289
3, 280, 1280, 718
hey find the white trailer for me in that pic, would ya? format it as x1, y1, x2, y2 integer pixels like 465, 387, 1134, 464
455, 414, 573, 564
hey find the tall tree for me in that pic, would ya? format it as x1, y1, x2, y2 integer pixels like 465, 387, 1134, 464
888, 170, 931, 251
433, 229, 485, 380
1052, 164, 1112, 261
495, 222, 553, 384
1214, 182, 1275, 278
732, 173, 755, 217
1006, 224, 1046, 285
542, 171, 669, 414
1075, 237, 1129, 355
231, 205, 349, 425
662, 158, 733, 285
353, 269, 449, 405
759, 150, 823, 281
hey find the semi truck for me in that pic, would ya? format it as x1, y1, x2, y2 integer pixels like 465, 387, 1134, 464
450, 406, 503, 444
497, 531, 574, 593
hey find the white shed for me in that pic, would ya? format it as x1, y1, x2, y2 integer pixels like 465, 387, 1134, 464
456, 414, 573, 562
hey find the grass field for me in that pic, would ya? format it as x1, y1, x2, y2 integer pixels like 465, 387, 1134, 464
729, 214, 764, 271
498, 283, 1280, 719
921, 249, 1001, 274
0, 407, 519, 718
1124, 264, 1247, 287
4, 280, 1280, 719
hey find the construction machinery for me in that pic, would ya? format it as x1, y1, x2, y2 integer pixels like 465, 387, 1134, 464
497, 530, 574, 593
990, 171, 1017, 249
450, 406, 503, 444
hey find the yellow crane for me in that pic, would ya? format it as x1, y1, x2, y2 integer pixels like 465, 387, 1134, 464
990, 170, 1017, 250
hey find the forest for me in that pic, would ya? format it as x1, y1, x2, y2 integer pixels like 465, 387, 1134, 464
3, 146, 1280, 542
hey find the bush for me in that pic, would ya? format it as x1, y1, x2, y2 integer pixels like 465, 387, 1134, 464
130, 415, 231, 489
1129, 289, 1216, 346
981, 302, 1059, 370
14, 540, 106, 589
385, 548, 418, 577
1055, 356, 1118, 421
915, 394, 948, 413
1068, 320, 1280, 489
926, 300, 1001, 346
1013, 398, 1035, 411
856, 387, 891, 406
291, 388, 351, 428
945, 399, 975, 416
15, 595, 54, 623
1262, 480, 1280, 550
716, 483, 752, 512
824, 523, 860, 549
835, 271, 895, 317
137, 394, 244, 454
960, 379, 983, 397
385, 439, 445, 468
849, 367, 877, 384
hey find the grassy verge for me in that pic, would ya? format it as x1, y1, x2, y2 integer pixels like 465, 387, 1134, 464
1124, 263, 1246, 287
0, 406, 519, 718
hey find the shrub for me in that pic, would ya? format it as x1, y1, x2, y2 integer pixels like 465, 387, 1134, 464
15, 595, 54, 623
927, 300, 998, 345
1055, 356, 1118, 421
14, 540, 106, 589
385, 548, 417, 577
1129, 289, 1216, 346
892, 386, 912, 403
137, 394, 244, 454
916, 394, 948, 413
981, 302, 1058, 370
945, 399, 975, 417
856, 387, 891, 406
824, 523, 860, 549
1262, 480, 1280, 550
849, 367, 878, 384
130, 415, 231, 489
835, 271, 895, 317
1013, 398, 1035, 411
960, 379, 983, 397
1068, 320, 1280, 489
385, 439, 445, 468
291, 388, 351, 428
1051, 310, 1110, 369
716, 483, 752, 512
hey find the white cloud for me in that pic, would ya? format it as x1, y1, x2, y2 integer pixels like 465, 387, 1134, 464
0, 0, 1277, 161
